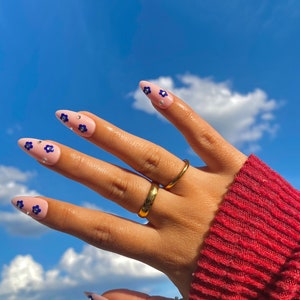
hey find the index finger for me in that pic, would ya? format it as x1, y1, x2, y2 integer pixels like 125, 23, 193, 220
139, 81, 247, 171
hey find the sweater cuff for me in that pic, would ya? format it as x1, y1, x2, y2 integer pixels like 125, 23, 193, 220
189, 155, 300, 299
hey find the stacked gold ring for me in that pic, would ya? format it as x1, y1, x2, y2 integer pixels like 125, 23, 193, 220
137, 159, 190, 218
138, 182, 159, 218
164, 159, 190, 190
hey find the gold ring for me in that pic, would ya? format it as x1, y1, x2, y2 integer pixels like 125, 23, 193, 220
138, 182, 159, 218
164, 159, 190, 190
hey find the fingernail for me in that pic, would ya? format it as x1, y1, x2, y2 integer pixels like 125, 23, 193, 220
139, 80, 173, 109
11, 196, 48, 220
84, 291, 108, 300
18, 138, 61, 165
56, 110, 96, 138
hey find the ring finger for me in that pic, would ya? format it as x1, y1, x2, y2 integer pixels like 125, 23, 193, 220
17, 138, 178, 219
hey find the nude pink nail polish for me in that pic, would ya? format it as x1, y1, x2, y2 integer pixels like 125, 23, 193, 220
139, 80, 174, 109
18, 138, 61, 165
11, 196, 48, 220
56, 110, 96, 138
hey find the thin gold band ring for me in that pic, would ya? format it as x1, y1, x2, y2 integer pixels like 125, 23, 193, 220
164, 159, 190, 190
138, 182, 159, 218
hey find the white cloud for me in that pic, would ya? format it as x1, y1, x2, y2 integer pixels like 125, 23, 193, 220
0, 245, 175, 300
0, 165, 48, 236
81, 201, 105, 212
132, 74, 280, 151
0, 255, 45, 293
0, 254, 76, 300
59, 246, 161, 280
0, 165, 38, 206
0, 210, 49, 236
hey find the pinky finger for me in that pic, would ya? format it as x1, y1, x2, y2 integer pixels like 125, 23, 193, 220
10, 196, 158, 262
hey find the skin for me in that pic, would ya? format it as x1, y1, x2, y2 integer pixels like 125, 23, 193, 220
23, 89, 247, 299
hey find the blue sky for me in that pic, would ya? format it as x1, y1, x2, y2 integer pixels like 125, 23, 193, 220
0, 1, 299, 299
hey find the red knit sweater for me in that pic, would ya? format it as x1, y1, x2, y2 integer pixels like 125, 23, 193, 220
189, 155, 300, 299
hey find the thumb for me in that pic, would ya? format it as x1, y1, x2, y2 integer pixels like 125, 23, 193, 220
85, 289, 176, 300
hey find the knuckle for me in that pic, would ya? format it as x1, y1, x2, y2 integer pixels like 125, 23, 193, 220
199, 130, 220, 149
137, 147, 162, 177
106, 175, 130, 204
91, 225, 113, 249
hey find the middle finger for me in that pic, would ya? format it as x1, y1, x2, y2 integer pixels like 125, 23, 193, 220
55, 110, 187, 189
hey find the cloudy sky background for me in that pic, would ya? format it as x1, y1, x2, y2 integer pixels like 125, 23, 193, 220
0, 1, 300, 299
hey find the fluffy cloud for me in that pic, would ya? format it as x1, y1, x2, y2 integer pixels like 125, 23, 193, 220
0, 165, 38, 206
0, 165, 48, 236
0, 254, 76, 300
0, 245, 175, 300
0, 210, 48, 236
132, 74, 279, 152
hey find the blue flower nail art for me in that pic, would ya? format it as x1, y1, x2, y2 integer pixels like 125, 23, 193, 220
16, 200, 24, 209
143, 86, 151, 95
78, 124, 87, 133
87, 296, 93, 300
60, 113, 69, 123
44, 145, 54, 153
24, 141, 33, 151
32, 205, 41, 215
159, 89, 168, 97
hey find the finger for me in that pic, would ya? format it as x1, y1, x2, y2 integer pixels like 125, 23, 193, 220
18, 138, 177, 219
100, 289, 174, 300
139, 81, 247, 171
55, 109, 188, 188
18, 138, 182, 222
11, 195, 160, 264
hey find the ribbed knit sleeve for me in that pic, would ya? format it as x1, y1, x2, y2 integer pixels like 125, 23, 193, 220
189, 155, 300, 299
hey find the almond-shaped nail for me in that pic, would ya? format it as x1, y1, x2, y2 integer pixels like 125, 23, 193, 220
56, 110, 96, 138
11, 196, 48, 220
139, 80, 174, 109
18, 138, 61, 165
84, 292, 108, 300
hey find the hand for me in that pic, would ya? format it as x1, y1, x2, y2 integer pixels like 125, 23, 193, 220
12, 81, 247, 299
